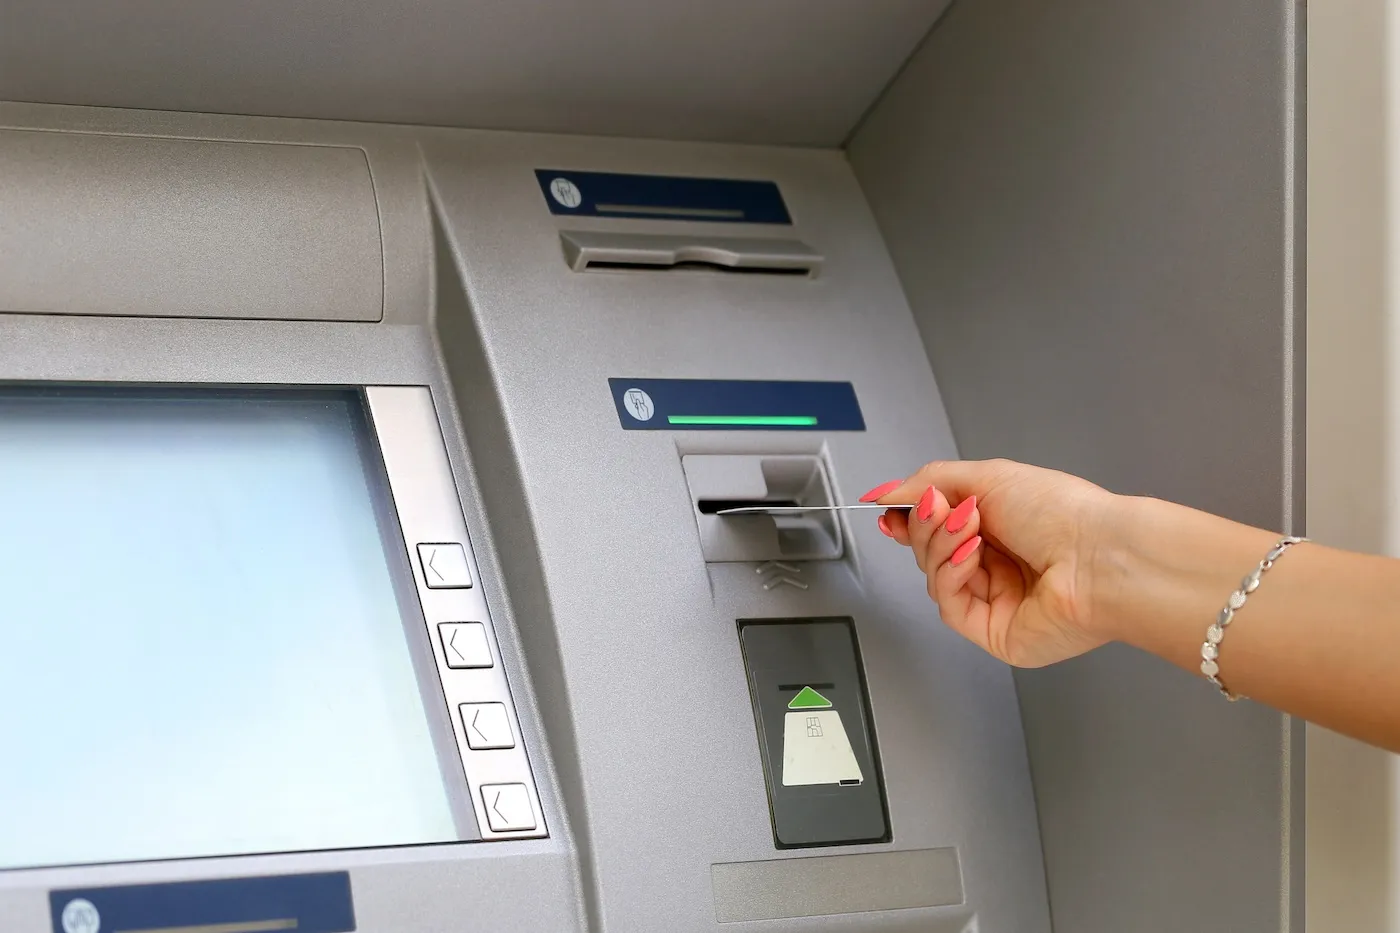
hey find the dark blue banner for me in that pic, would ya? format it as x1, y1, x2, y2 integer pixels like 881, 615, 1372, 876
609, 378, 864, 431
51, 872, 355, 933
536, 170, 791, 224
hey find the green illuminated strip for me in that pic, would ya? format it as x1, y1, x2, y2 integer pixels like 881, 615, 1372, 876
667, 415, 819, 427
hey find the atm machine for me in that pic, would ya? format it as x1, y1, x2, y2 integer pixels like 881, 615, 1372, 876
0, 1, 1304, 931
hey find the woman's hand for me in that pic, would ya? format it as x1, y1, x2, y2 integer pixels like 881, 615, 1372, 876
863, 459, 1119, 667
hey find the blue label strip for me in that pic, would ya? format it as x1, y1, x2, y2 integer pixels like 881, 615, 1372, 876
535, 170, 792, 225
609, 378, 865, 431
50, 872, 355, 933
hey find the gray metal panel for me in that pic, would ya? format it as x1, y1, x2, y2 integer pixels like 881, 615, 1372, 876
0, 129, 384, 321
0, 0, 951, 147
0, 111, 584, 933
425, 131, 1051, 932
0, 844, 581, 933
0, 100, 1048, 931
711, 849, 963, 923
849, 0, 1304, 931
0, 103, 436, 329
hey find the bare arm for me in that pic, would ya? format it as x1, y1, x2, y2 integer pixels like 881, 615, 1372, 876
871, 459, 1400, 754
1098, 496, 1400, 752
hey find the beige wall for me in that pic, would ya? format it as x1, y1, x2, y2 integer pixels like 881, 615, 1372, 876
1307, 1, 1400, 929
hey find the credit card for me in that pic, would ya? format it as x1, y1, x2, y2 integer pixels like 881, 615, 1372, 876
715, 503, 913, 516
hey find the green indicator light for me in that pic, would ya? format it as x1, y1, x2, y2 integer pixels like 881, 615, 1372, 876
788, 686, 833, 710
667, 415, 819, 427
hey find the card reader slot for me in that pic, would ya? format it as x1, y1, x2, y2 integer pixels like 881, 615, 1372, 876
696, 498, 800, 515
560, 230, 823, 277
681, 454, 842, 562
583, 260, 810, 276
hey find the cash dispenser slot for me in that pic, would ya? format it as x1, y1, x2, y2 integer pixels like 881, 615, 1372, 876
560, 230, 823, 276
681, 454, 842, 562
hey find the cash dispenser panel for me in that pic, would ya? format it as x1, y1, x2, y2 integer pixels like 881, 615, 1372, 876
739, 620, 889, 848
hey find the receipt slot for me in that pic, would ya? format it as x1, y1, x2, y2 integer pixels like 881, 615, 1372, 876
738, 619, 889, 848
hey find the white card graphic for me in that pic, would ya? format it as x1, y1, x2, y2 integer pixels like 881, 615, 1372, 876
781, 709, 863, 786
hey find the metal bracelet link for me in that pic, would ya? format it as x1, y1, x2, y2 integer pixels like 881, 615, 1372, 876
1202, 534, 1307, 701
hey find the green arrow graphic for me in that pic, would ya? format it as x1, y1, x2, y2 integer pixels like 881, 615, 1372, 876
788, 686, 833, 710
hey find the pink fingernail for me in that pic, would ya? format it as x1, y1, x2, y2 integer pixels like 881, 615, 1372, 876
916, 486, 936, 523
877, 515, 894, 538
951, 535, 982, 566
860, 479, 903, 503
946, 495, 977, 534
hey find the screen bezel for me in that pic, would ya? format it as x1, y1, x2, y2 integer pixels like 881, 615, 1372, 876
0, 383, 547, 876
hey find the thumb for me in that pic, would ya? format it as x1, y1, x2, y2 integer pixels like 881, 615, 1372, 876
875, 459, 1014, 507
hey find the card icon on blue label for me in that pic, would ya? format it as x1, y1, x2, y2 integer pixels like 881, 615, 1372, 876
622, 387, 656, 421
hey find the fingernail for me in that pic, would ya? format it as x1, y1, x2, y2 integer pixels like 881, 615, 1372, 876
946, 495, 977, 534
877, 515, 894, 538
860, 479, 903, 503
916, 486, 936, 523
951, 535, 982, 566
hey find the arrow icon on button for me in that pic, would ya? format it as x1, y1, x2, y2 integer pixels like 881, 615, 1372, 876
426, 547, 444, 582
763, 575, 808, 591
491, 791, 509, 825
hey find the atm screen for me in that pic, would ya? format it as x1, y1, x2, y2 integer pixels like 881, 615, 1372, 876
0, 389, 459, 870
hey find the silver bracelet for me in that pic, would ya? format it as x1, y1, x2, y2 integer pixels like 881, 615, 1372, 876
1201, 534, 1307, 700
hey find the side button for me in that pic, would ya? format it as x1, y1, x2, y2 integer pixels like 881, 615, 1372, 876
417, 543, 473, 588
438, 622, 493, 669
481, 783, 536, 832
460, 702, 515, 749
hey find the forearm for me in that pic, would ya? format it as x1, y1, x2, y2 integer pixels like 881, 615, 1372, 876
1091, 495, 1400, 753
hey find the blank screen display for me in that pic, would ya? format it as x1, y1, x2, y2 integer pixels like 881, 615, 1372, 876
0, 390, 459, 869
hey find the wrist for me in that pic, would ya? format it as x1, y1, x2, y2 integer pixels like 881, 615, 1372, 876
1081, 493, 1279, 658
1079, 492, 1149, 644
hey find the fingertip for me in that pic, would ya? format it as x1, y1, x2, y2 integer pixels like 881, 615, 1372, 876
951, 534, 983, 566
859, 479, 905, 502
883, 508, 912, 544
945, 495, 978, 535
915, 485, 936, 523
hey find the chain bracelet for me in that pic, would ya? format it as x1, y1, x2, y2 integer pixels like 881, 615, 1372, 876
1202, 534, 1307, 701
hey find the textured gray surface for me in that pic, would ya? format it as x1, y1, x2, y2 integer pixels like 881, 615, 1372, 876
711, 848, 962, 922
849, 0, 1305, 930
0, 129, 383, 321
425, 131, 1052, 931
0, 0, 950, 146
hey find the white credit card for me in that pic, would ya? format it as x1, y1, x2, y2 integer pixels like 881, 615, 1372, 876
715, 503, 912, 516
782, 709, 863, 786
